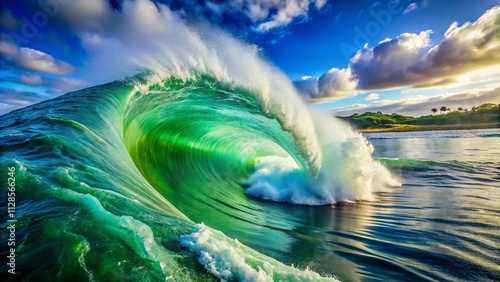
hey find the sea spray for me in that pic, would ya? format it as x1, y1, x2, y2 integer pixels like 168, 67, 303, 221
244, 110, 401, 205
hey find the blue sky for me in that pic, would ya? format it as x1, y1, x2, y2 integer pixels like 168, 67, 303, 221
1, 0, 499, 116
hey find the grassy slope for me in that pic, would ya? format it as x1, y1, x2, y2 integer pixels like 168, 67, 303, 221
338, 106, 500, 133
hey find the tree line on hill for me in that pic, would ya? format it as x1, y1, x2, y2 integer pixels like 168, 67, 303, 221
430, 103, 498, 115
338, 103, 500, 129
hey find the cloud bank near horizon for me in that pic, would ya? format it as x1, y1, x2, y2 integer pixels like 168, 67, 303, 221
327, 87, 500, 117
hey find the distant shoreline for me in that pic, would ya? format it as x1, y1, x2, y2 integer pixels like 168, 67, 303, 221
357, 123, 500, 133
338, 103, 500, 133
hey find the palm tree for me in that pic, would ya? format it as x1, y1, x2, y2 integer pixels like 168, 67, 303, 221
440, 106, 447, 114
431, 108, 438, 115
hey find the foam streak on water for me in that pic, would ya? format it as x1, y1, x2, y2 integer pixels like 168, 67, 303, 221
180, 224, 338, 281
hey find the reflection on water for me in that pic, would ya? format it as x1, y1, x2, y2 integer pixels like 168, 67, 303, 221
246, 129, 500, 281
364, 128, 500, 163
246, 199, 377, 282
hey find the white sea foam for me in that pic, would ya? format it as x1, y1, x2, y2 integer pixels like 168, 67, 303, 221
245, 156, 319, 204
245, 111, 401, 205
180, 223, 338, 281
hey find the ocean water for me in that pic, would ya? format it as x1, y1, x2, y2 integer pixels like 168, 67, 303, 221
313, 128, 500, 281
0, 74, 498, 281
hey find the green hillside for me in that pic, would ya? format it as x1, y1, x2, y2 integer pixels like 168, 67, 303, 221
338, 103, 500, 132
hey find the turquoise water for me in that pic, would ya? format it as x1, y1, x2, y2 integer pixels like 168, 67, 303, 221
0, 74, 498, 281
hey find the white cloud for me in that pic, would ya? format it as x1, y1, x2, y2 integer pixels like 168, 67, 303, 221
294, 68, 357, 100
0, 35, 76, 75
17, 74, 84, 94
255, 0, 319, 31
243, 0, 327, 31
57, 0, 327, 33
13, 48, 76, 75
0, 87, 47, 107
45, 78, 85, 94
317, 68, 357, 98
364, 93, 380, 101
403, 3, 418, 14
296, 6, 500, 100
0, 33, 82, 112
0, 103, 21, 114
350, 30, 432, 89
294, 76, 319, 98
0, 40, 18, 56
409, 6, 500, 82
19, 74, 43, 85
245, 2, 271, 21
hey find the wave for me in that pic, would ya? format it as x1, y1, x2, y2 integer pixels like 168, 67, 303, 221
0, 72, 399, 280
480, 133, 500, 137
124, 75, 400, 206
0, 1, 399, 279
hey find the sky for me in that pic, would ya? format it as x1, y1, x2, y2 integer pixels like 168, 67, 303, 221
1, 0, 499, 116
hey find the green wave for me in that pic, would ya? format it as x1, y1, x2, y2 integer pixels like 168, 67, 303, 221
0, 73, 395, 280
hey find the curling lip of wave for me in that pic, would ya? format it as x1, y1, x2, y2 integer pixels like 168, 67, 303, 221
123, 75, 400, 206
